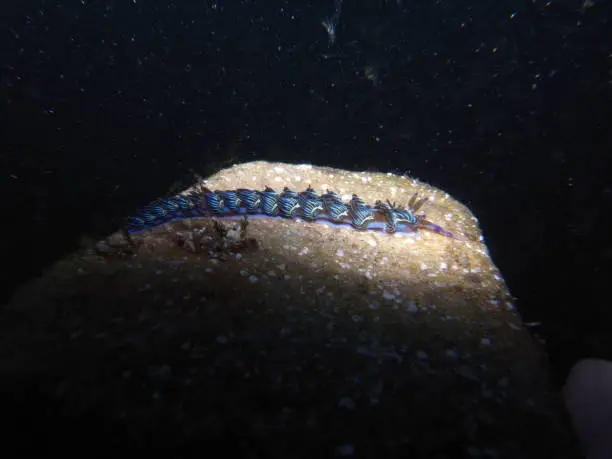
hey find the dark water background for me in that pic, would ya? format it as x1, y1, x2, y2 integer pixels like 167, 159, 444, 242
1, 0, 611, 384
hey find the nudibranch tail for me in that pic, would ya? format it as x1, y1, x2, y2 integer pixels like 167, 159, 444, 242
124, 186, 461, 240
417, 219, 466, 241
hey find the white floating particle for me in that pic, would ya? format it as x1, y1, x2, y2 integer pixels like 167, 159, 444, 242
248, 275, 259, 284
299, 247, 310, 256
382, 291, 395, 301
239, 270, 249, 277
439, 262, 448, 270
69, 330, 82, 340
338, 397, 356, 410
335, 444, 355, 456
480, 338, 491, 346
336, 249, 344, 257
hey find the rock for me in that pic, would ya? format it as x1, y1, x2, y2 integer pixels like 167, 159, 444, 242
1, 161, 577, 457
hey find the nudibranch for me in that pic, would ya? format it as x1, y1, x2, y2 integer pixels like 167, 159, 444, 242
125, 185, 464, 240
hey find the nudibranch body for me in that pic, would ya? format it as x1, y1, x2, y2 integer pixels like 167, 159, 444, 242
126, 185, 463, 240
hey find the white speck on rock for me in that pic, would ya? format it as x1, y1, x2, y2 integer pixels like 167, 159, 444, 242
416, 350, 429, 360
445, 349, 459, 359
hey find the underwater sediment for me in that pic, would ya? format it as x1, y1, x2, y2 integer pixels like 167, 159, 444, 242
1, 161, 578, 457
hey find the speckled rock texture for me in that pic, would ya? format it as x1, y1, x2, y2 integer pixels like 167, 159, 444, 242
2, 161, 579, 458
